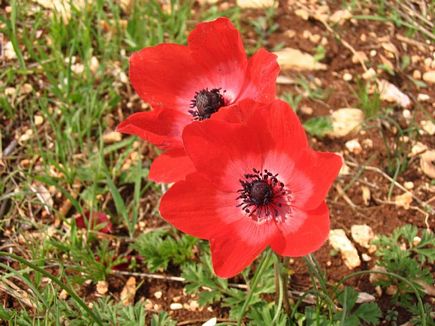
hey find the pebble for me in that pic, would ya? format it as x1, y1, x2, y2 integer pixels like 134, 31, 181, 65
5, 87, 16, 96
34, 115, 44, 126
96, 280, 109, 295
362, 68, 376, 80
351, 225, 375, 248
362, 253, 372, 262
285, 30, 296, 38
345, 139, 362, 154
300, 106, 313, 115
395, 192, 413, 210
410, 142, 427, 156
328, 108, 364, 138
170, 303, 183, 310
329, 229, 361, 269
412, 236, 421, 246
417, 93, 430, 102
404, 181, 414, 190
154, 291, 162, 299
421, 120, 435, 135
343, 73, 353, 81
423, 71, 435, 84
352, 51, 368, 64
369, 49, 377, 57
413, 70, 422, 80
103, 131, 122, 144
420, 150, 435, 179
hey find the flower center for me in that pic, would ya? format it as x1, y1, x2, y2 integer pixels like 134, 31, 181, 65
236, 168, 291, 223
189, 88, 225, 120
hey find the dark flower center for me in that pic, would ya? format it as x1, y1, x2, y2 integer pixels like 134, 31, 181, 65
236, 168, 290, 223
189, 88, 225, 120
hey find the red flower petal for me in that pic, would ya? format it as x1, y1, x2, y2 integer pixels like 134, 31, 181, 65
116, 108, 190, 150
237, 48, 280, 103
188, 17, 247, 103
159, 173, 242, 239
286, 149, 343, 210
75, 212, 112, 233
148, 149, 196, 183
270, 203, 330, 256
210, 219, 278, 278
129, 44, 207, 111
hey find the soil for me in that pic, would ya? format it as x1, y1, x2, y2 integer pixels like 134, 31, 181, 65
1, 0, 434, 325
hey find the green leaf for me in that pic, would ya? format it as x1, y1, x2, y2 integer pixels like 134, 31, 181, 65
354, 302, 382, 324
303, 116, 333, 137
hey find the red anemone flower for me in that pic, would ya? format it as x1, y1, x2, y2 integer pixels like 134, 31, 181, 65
159, 99, 342, 278
117, 17, 279, 183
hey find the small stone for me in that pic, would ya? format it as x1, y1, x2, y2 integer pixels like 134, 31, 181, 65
34, 115, 44, 126
413, 70, 422, 80
154, 291, 162, 299
120, 277, 136, 306
410, 142, 427, 157
18, 129, 34, 143
21, 83, 33, 95
300, 106, 313, 115
5, 87, 16, 97
326, 261, 332, 267
370, 49, 377, 57
423, 57, 432, 68
285, 30, 296, 38
386, 285, 398, 296
378, 79, 411, 108
362, 68, 376, 80
71, 63, 85, 74
395, 192, 413, 209
345, 139, 362, 154
343, 73, 353, 81
402, 109, 411, 120
4, 41, 17, 60
328, 108, 364, 138
412, 236, 422, 246
96, 281, 108, 295
352, 51, 368, 64
274, 48, 327, 71
329, 9, 352, 25
411, 55, 420, 63
202, 318, 217, 326
360, 34, 367, 42
368, 244, 377, 254
422, 71, 435, 84
361, 139, 373, 148
361, 186, 371, 206
421, 120, 435, 136
170, 303, 183, 310
103, 131, 122, 144
362, 253, 371, 261
329, 229, 361, 269
295, 9, 309, 20
236, 0, 276, 8
189, 300, 199, 311
357, 292, 375, 303
417, 93, 430, 102
381, 42, 398, 56
404, 181, 414, 190
375, 286, 382, 297
59, 289, 69, 300
351, 225, 375, 248
420, 150, 435, 179
90, 56, 99, 74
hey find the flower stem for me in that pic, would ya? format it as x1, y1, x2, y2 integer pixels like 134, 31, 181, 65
237, 249, 273, 326
281, 257, 291, 314
272, 254, 284, 323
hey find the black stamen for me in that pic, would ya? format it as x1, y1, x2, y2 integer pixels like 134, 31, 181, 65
189, 88, 225, 120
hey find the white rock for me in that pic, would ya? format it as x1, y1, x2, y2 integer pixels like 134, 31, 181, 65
202, 317, 217, 326
404, 181, 414, 190
410, 142, 427, 156
103, 131, 122, 144
351, 225, 375, 248
417, 93, 430, 102
274, 48, 327, 71
370, 50, 377, 57
71, 63, 84, 74
362, 68, 376, 80
362, 253, 372, 262
236, 0, 276, 8
300, 106, 313, 115
420, 120, 435, 136
329, 229, 361, 269
4, 41, 17, 60
34, 115, 44, 126
345, 139, 362, 154
369, 266, 388, 284
413, 70, 422, 80
378, 79, 411, 108
356, 292, 375, 303
420, 150, 435, 179
170, 303, 183, 310
154, 291, 162, 299
276, 75, 294, 85
90, 56, 99, 74
352, 51, 368, 64
395, 192, 413, 209
96, 281, 109, 295
361, 186, 371, 206
294, 9, 309, 20
328, 108, 364, 138
329, 9, 352, 25
422, 71, 435, 84
343, 73, 353, 81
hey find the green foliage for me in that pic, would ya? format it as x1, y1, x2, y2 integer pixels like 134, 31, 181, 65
334, 287, 382, 325
303, 116, 333, 137
280, 92, 302, 112
248, 302, 289, 326
373, 225, 434, 312
131, 229, 197, 272
355, 80, 381, 118
182, 251, 275, 320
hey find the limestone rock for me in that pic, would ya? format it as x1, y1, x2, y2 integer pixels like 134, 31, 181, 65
329, 229, 361, 269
